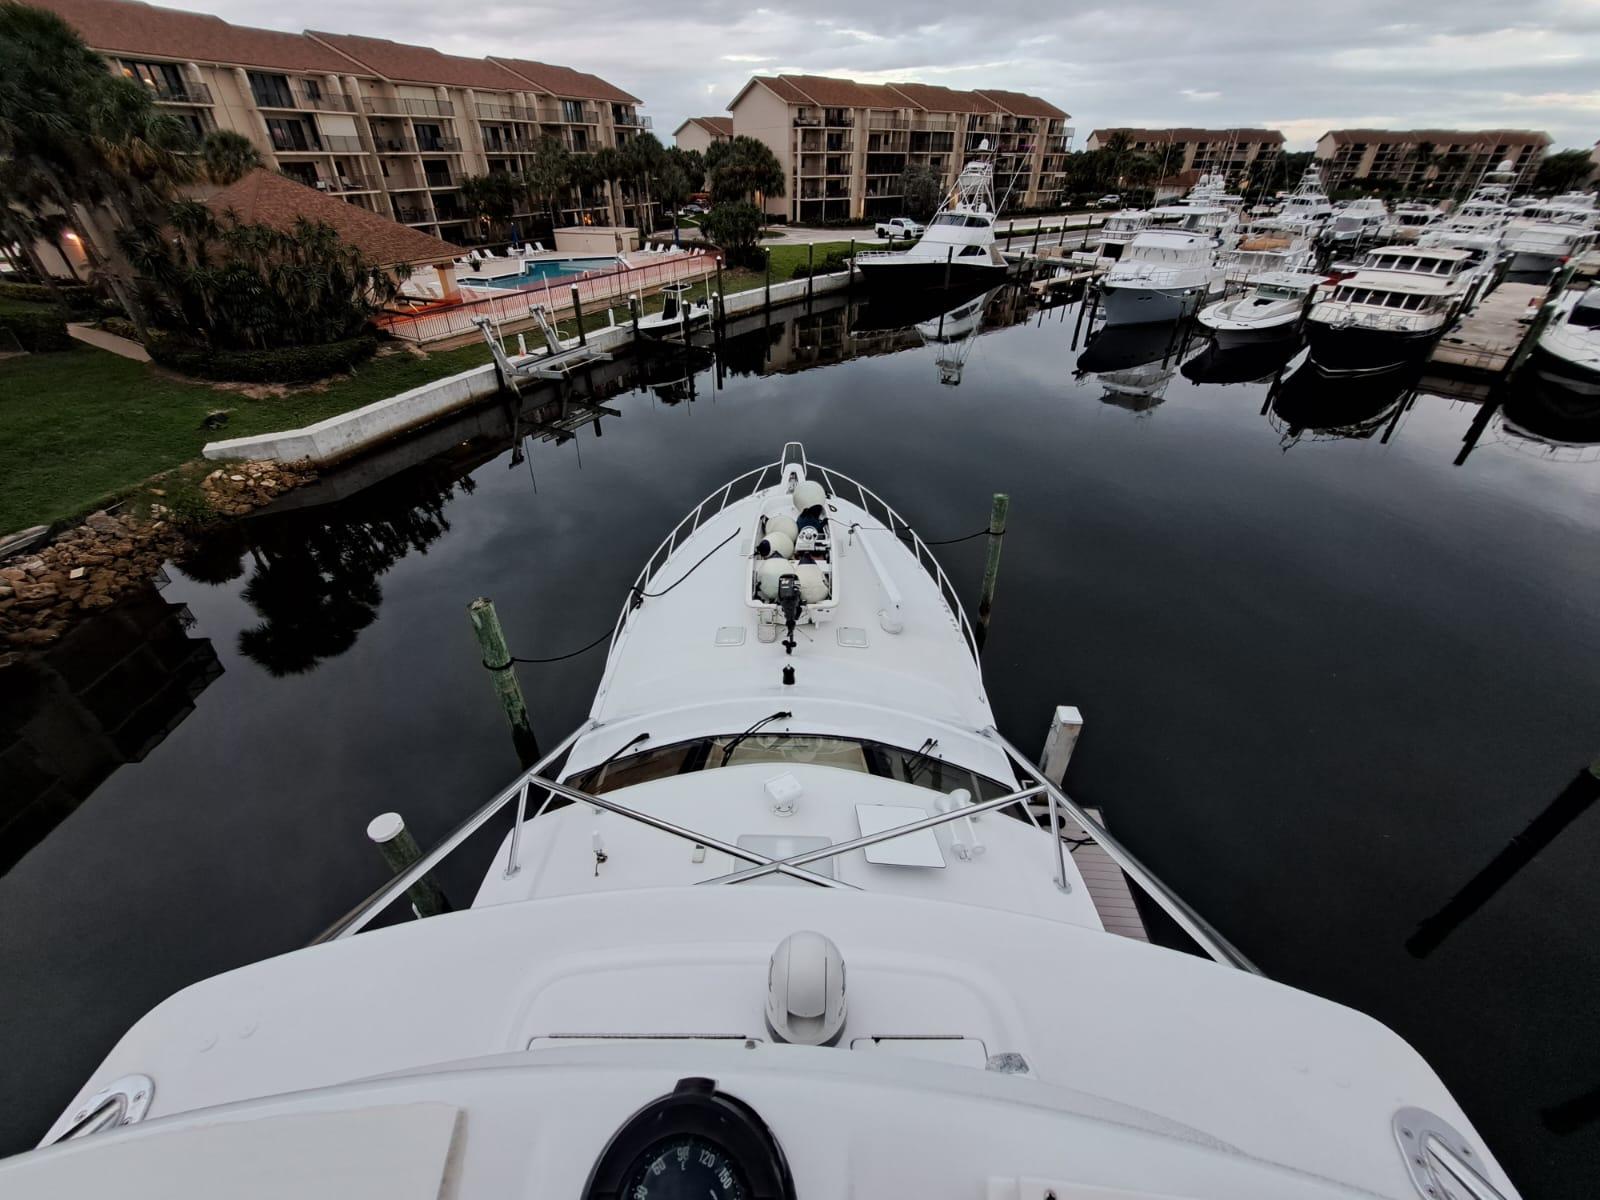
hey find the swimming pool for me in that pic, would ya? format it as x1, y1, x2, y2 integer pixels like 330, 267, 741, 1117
459, 257, 619, 288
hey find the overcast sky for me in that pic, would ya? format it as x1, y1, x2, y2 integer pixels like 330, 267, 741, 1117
176, 0, 1600, 151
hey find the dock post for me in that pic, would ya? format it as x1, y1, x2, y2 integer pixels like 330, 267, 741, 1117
1033, 220, 1043, 254
629, 294, 640, 342
847, 237, 856, 294
569, 285, 586, 346
468, 597, 540, 767
1040, 706, 1084, 786
976, 492, 1009, 645
366, 812, 450, 918
764, 247, 772, 311
944, 245, 953, 289
807, 243, 815, 304
714, 257, 725, 328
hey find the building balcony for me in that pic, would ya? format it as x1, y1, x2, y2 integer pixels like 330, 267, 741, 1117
271, 137, 325, 154
424, 174, 456, 190
613, 110, 651, 129
363, 96, 455, 118
394, 205, 431, 223
320, 134, 366, 154
373, 136, 419, 154
417, 137, 463, 153
476, 101, 533, 122
868, 113, 909, 130
149, 81, 213, 105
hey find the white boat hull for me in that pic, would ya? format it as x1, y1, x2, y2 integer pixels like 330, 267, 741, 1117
1100, 283, 1209, 326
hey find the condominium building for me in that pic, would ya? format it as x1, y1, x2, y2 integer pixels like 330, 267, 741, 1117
34, 0, 653, 243
1083, 128, 1284, 183
1314, 130, 1550, 192
727, 75, 1072, 223
672, 116, 732, 155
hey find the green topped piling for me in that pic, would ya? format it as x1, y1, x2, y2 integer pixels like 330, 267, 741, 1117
366, 812, 450, 918
469, 596, 540, 766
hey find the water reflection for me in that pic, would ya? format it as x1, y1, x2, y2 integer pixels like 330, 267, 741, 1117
1182, 338, 1304, 387
1076, 320, 1207, 410
1268, 361, 1417, 445
0, 577, 221, 875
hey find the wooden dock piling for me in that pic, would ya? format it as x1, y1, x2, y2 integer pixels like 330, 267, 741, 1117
1040, 706, 1084, 785
468, 597, 540, 766
569, 285, 586, 346
366, 812, 450, 918
977, 492, 1009, 644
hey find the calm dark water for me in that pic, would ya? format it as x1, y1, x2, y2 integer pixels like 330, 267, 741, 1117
3, 289, 1599, 1197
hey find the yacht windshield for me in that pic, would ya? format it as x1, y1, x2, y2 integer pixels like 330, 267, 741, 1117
566, 734, 1014, 798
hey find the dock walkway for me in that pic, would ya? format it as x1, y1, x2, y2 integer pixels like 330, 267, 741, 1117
1429, 282, 1544, 374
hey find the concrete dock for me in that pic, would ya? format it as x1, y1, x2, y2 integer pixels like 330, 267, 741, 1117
1429, 282, 1545, 374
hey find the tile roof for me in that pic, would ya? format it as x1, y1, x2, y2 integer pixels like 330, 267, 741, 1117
205, 170, 462, 267
33, 0, 355, 73
687, 116, 733, 137
309, 33, 529, 91
489, 57, 640, 105
885, 82, 997, 114
974, 89, 1068, 119
777, 74, 907, 109
746, 76, 811, 105
1321, 128, 1550, 146
1091, 127, 1284, 144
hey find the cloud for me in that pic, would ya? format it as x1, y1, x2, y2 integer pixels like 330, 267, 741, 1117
1180, 88, 1221, 101
720, 54, 773, 63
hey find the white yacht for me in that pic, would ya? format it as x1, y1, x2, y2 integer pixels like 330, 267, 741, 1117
1306, 245, 1479, 373
1086, 209, 1152, 262
1326, 198, 1389, 244
1197, 270, 1323, 345
1099, 228, 1226, 325
1263, 164, 1335, 236
856, 157, 1006, 292
1379, 201, 1444, 243
1503, 223, 1596, 276
1220, 228, 1316, 283
1418, 161, 1517, 262
0, 444, 1522, 1200
1532, 287, 1600, 394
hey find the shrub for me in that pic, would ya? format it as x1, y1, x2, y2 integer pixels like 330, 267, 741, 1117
0, 299, 72, 352
96, 316, 140, 341
146, 333, 376, 382
0, 280, 98, 315
789, 250, 854, 280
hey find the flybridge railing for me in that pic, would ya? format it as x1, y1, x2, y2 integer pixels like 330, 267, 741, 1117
376, 252, 720, 345
316, 718, 1257, 972
605, 456, 982, 666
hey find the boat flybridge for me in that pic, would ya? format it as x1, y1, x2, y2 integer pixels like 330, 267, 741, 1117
3, 446, 1520, 1200
1418, 160, 1518, 261
1327, 197, 1389, 244
1263, 164, 1335, 235
1379, 201, 1444, 243
855, 155, 1006, 291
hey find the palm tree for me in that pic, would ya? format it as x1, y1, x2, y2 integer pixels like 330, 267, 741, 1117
457, 172, 519, 243
620, 132, 664, 239
522, 137, 570, 231
704, 135, 785, 207
590, 146, 624, 226
200, 129, 262, 185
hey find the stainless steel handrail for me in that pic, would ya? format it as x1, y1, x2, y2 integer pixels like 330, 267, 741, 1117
510, 773, 854, 890
315, 721, 594, 941
986, 727, 1259, 973
702, 785, 1045, 885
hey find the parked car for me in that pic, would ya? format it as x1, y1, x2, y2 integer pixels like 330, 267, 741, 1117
679, 203, 704, 216
1096, 194, 1122, 209
874, 217, 925, 239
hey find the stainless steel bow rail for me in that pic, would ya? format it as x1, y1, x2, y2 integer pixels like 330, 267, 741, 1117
317, 723, 1256, 973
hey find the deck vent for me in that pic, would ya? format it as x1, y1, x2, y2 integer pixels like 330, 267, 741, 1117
766, 931, 846, 1047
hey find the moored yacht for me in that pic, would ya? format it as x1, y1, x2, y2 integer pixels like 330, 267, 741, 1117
1263, 164, 1335, 236
1306, 245, 1479, 373
1379, 201, 1444, 243
1531, 287, 1600, 395
0, 443, 1522, 1200
1099, 228, 1225, 325
1326, 197, 1388, 244
1197, 270, 1323, 345
1418, 160, 1517, 263
1504, 223, 1597, 276
1086, 208, 1152, 262
855, 157, 1006, 291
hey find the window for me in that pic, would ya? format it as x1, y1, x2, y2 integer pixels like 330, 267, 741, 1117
265, 117, 317, 152
119, 59, 184, 97
247, 71, 294, 109
561, 99, 585, 123
303, 78, 322, 101
415, 123, 445, 151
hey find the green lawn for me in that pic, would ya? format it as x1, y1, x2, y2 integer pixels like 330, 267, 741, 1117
0, 340, 493, 533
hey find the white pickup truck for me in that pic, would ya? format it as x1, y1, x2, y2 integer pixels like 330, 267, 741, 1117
874, 217, 925, 240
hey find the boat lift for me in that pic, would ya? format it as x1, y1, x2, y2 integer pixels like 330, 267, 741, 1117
474, 307, 612, 391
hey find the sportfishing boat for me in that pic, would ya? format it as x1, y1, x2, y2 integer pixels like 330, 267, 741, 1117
855, 156, 1006, 292
2, 444, 1522, 1200
1379, 201, 1444, 243
1418, 161, 1517, 262
1197, 270, 1323, 345
637, 282, 712, 337
1262, 164, 1335, 236
1531, 287, 1600, 395
1326, 198, 1389, 244
1305, 245, 1479, 374
1099, 228, 1226, 326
